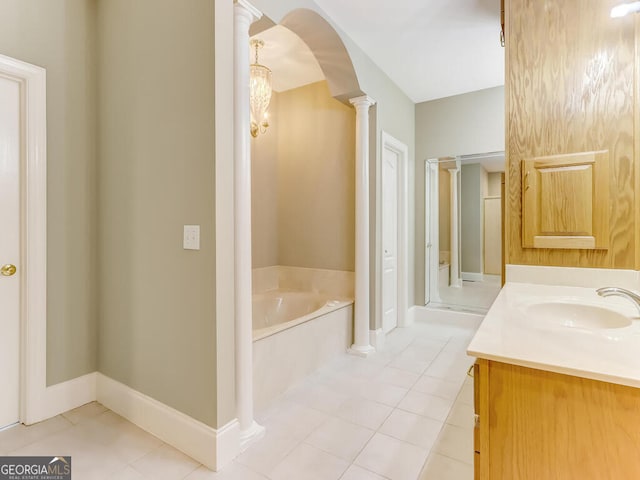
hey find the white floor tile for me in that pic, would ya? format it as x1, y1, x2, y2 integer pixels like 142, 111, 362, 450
12, 426, 128, 479
109, 466, 148, 480
412, 376, 463, 401
400, 344, 443, 364
457, 379, 474, 406
419, 452, 474, 480
379, 409, 443, 450
398, 390, 453, 422
235, 430, 299, 475
335, 397, 394, 430
270, 443, 349, 480
131, 443, 200, 480
446, 401, 474, 429
262, 403, 329, 441
376, 367, 420, 389
305, 417, 374, 461
0, 416, 72, 453
432, 424, 474, 465
285, 382, 351, 414
0, 316, 479, 480
62, 401, 108, 425
341, 357, 386, 380
340, 464, 388, 480
388, 355, 431, 375
184, 463, 269, 479
424, 353, 473, 382
358, 379, 408, 407
354, 433, 428, 480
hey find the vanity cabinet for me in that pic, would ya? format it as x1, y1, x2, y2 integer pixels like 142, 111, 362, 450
473, 359, 640, 479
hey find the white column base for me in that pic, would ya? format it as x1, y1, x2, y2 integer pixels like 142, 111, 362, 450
239, 420, 265, 452
348, 344, 376, 358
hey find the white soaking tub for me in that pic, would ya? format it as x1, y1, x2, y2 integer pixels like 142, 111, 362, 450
251, 266, 354, 411
252, 290, 348, 340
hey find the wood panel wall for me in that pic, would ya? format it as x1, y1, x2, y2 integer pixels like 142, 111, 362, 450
506, 0, 638, 269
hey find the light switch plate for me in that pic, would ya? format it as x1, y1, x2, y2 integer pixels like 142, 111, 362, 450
183, 225, 200, 250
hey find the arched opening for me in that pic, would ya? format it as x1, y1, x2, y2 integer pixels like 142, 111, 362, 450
233, 3, 376, 452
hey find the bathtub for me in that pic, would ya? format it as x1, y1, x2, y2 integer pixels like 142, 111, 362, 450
252, 290, 349, 341
252, 266, 354, 411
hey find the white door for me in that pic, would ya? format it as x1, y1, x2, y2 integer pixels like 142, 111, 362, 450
0, 74, 21, 429
382, 147, 398, 334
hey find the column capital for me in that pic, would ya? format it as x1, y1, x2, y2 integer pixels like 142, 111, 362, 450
234, 0, 262, 22
349, 95, 376, 109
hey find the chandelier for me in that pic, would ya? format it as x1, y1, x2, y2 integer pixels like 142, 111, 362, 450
249, 39, 272, 137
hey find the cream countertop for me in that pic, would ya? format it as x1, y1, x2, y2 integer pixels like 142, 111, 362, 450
467, 282, 640, 388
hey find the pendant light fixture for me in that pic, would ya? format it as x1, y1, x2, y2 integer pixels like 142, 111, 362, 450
249, 39, 272, 137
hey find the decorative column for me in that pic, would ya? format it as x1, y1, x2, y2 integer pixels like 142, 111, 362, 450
348, 95, 376, 357
234, 0, 264, 450
448, 168, 462, 288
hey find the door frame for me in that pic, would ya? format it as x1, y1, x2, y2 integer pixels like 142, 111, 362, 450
0, 54, 47, 425
424, 159, 442, 305
378, 132, 409, 333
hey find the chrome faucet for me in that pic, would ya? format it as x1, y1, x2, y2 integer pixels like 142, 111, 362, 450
596, 287, 640, 316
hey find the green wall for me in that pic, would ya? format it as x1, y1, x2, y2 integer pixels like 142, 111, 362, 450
0, 0, 98, 385
97, 0, 218, 427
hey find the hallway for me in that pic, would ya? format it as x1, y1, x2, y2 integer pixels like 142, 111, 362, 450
0, 311, 481, 480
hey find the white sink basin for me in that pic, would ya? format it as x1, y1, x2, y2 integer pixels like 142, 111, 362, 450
525, 302, 632, 330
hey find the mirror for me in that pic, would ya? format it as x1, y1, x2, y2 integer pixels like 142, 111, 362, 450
425, 152, 505, 313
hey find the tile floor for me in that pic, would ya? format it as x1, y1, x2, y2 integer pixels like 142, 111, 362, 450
0, 310, 481, 480
432, 275, 501, 313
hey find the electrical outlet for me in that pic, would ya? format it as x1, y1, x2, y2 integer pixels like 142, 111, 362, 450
183, 225, 200, 250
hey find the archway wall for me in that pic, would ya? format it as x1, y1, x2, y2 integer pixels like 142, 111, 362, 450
249, 0, 418, 325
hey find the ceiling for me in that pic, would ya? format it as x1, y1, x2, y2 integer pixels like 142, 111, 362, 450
308, 0, 505, 103
251, 26, 325, 93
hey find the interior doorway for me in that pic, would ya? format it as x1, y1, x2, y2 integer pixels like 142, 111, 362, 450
0, 72, 21, 430
0, 53, 48, 427
380, 132, 409, 334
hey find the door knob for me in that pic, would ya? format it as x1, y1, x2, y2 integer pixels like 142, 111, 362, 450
1, 264, 17, 276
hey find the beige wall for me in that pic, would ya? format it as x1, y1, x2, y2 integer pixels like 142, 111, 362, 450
97, 0, 218, 427
251, 93, 280, 268
276, 81, 356, 271
0, 0, 98, 385
415, 87, 505, 304
252, 82, 355, 271
461, 164, 484, 274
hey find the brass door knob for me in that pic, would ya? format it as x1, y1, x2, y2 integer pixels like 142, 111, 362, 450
1, 264, 17, 276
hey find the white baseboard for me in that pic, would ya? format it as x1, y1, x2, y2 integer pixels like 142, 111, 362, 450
369, 329, 385, 349
461, 272, 484, 282
96, 373, 239, 471
28, 372, 98, 424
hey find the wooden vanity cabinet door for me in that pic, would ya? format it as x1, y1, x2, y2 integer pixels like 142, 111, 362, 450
486, 361, 640, 479
521, 150, 609, 250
